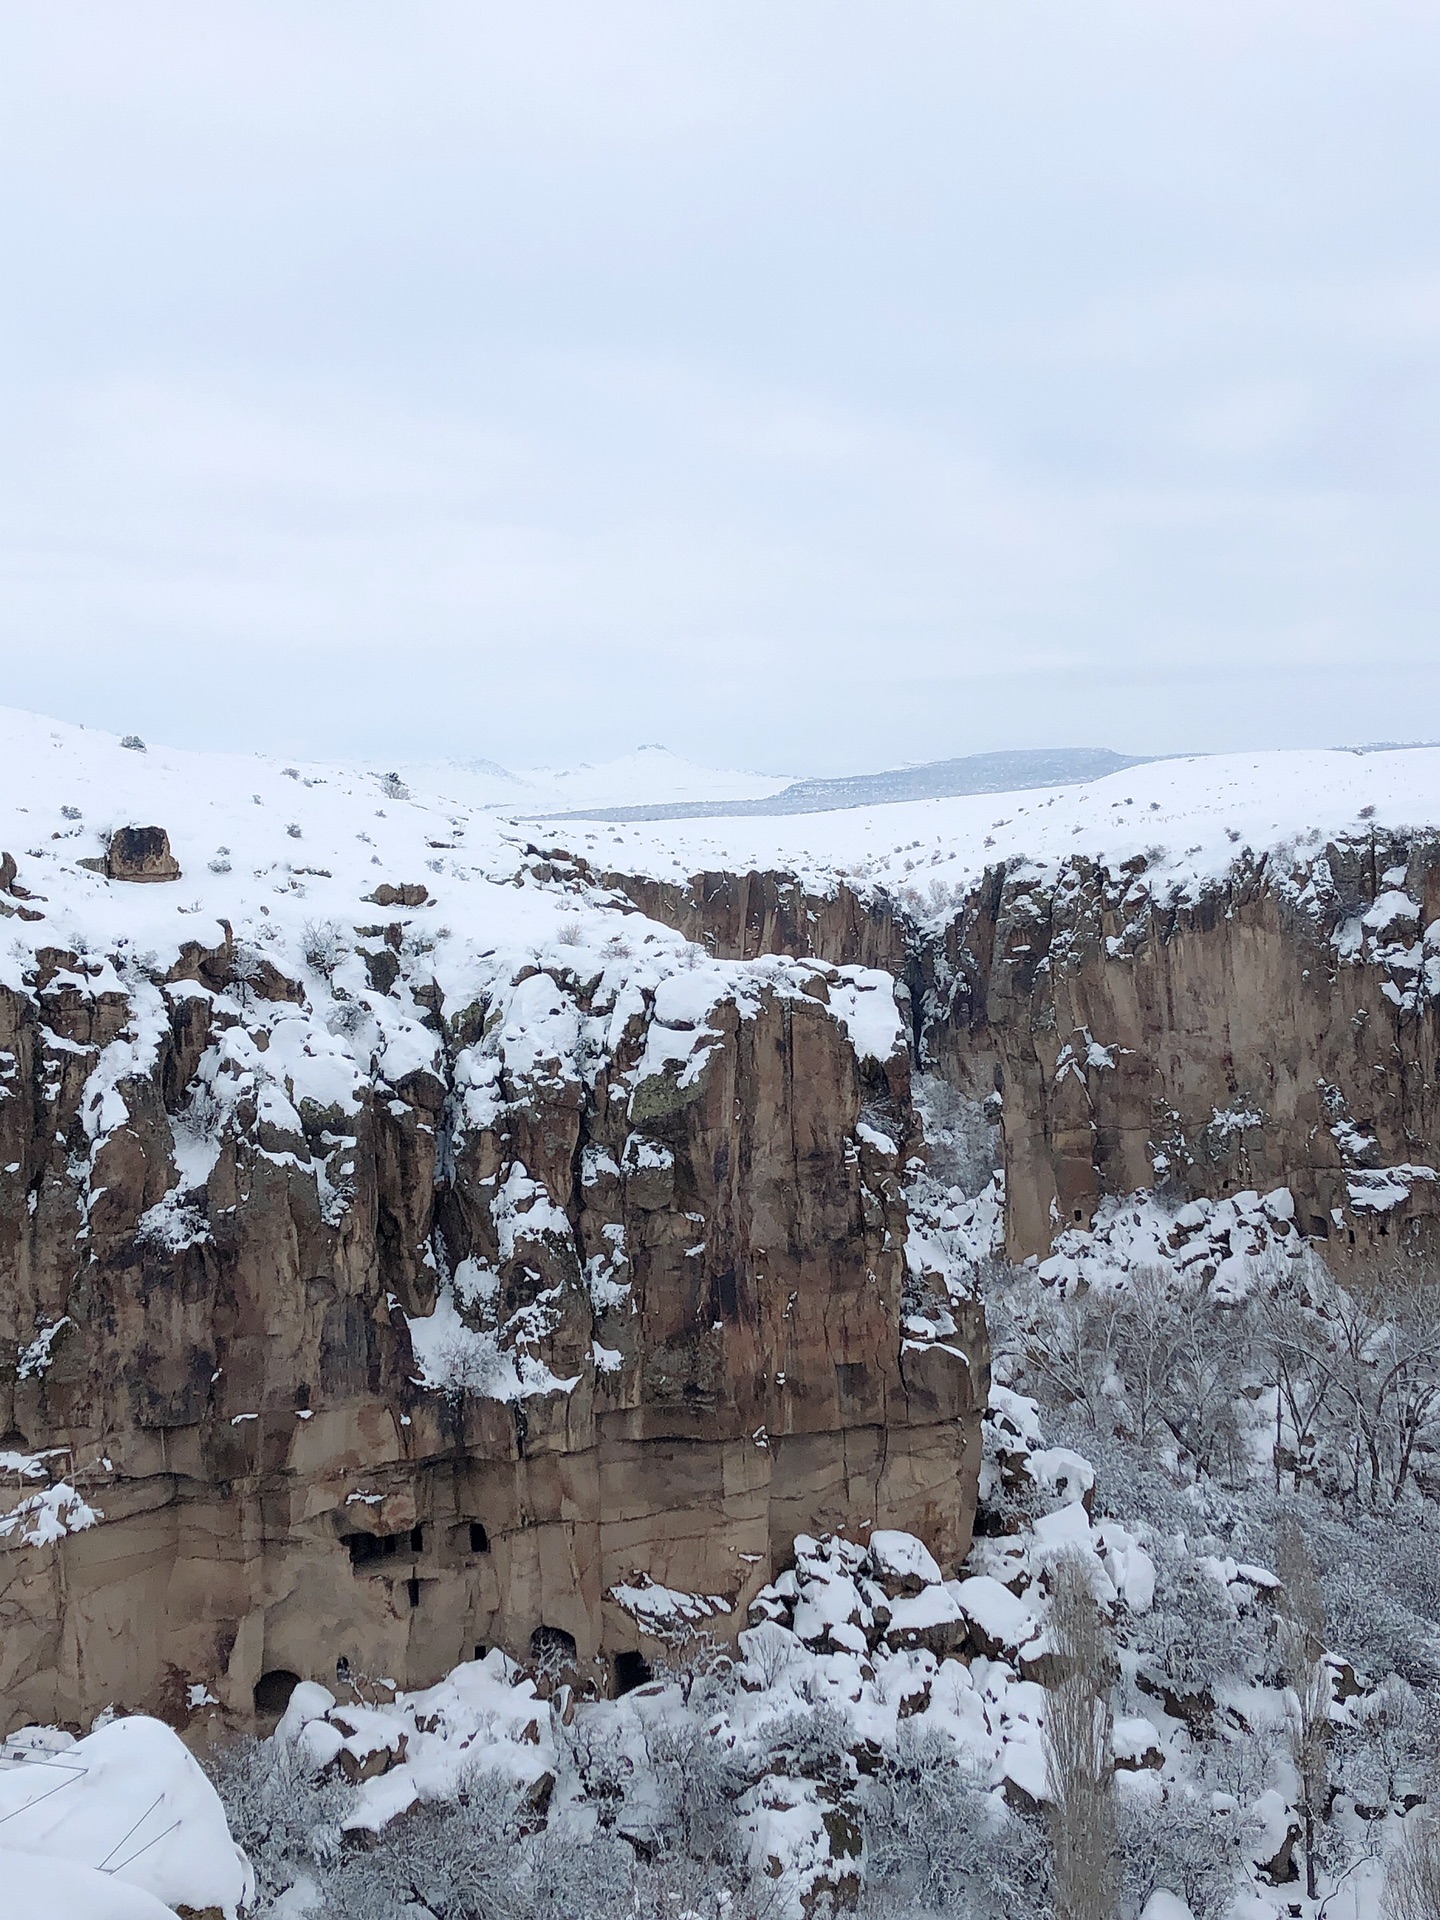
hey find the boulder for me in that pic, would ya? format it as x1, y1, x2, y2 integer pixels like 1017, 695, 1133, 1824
105, 825, 181, 883
364, 881, 430, 908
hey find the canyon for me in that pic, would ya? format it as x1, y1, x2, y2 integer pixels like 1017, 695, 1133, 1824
2, 714, 1438, 1743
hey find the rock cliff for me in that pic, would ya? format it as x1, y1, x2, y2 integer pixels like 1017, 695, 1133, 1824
0, 721, 982, 1736
603, 830, 1440, 1262
7, 713, 1440, 1745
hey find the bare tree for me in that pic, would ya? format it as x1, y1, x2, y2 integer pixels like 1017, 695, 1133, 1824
1331, 1249, 1440, 1508
1265, 1250, 1440, 1509
1111, 1267, 1250, 1478
1276, 1513, 1332, 1902
1260, 1282, 1338, 1492
1386, 1809, 1440, 1920
1027, 1288, 1125, 1433
1045, 1553, 1118, 1920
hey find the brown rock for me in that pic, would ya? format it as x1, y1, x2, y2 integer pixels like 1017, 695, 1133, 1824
364, 882, 430, 908
105, 825, 181, 883
0, 938, 983, 1737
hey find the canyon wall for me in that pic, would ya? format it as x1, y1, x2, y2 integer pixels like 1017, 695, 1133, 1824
605, 831, 1440, 1261
7, 811, 1437, 1743
0, 908, 981, 1736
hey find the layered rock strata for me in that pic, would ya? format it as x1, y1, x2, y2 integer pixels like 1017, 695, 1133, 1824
0, 915, 982, 1734
605, 833, 1440, 1260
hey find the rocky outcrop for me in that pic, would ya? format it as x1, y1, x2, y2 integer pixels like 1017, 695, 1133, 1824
609, 833, 1440, 1262
0, 925, 982, 1736
102, 825, 183, 883
10, 789, 1435, 1744
925, 832, 1440, 1258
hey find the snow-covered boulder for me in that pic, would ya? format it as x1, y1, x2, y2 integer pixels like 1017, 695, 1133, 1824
0, 1715, 252, 1919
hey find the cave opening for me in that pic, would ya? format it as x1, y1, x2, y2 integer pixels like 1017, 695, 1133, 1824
253, 1669, 300, 1718
614, 1650, 652, 1695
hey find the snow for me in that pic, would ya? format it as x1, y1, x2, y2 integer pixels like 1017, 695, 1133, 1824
0, 1850, 178, 1920
608, 1577, 732, 1638
954, 1576, 1038, 1652
1347, 1164, 1437, 1212
867, 1529, 943, 1587
531, 744, 1440, 919
825, 968, 905, 1067
0, 1715, 252, 1918
0, 1478, 101, 1545
12, 715, 1438, 1040
1141, 1892, 1196, 1920
1035, 1186, 1311, 1304
396, 744, 793, 817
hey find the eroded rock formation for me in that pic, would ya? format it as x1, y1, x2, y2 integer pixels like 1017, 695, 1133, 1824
8, 764, 1437, 1746
611, 833, 1440, 1261
0, 911, 981, 1736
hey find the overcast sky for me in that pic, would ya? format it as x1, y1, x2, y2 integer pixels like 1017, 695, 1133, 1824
2, 3, 1438, 775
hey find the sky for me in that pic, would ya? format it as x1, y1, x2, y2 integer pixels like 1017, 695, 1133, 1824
1, 1, 1439, 777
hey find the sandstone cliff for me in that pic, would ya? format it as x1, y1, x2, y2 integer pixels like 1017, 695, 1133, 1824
8, 714, 1439, 1746
0, 714, 982, 1737
599, 828, 1440, 1263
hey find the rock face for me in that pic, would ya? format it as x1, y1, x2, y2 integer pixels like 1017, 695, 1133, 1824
9, 781, 1435, 1743
615, 833, 1440, 1262
0, 925, 981, 1735
920, 833, 1440, 1259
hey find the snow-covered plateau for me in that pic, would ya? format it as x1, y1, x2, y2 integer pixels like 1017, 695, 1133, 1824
2, 708, 1440, 1918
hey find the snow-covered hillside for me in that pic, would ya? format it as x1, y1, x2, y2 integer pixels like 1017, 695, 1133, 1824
5, 707, 1439, 950
395, 744, 793, 816
538, 745, 1440, 913
0, 706, 608, 957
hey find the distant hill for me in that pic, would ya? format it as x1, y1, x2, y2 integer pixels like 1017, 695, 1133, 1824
401, 744, 792, 815
536, 747, 1151, 821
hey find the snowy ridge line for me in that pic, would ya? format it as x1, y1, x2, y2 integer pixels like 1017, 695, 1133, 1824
545, 744, 1440, 929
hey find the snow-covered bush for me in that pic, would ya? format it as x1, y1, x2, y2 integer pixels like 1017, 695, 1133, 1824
207, 1736, 347, 1908
1119, 1793, 1258, 1920
301, 917, 348, 982
315, 1768, 523, 1920
861, 1724, 1050, 1919
912, 1075, 1001, 1196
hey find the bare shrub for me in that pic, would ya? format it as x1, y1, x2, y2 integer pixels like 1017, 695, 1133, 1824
318, 1764, 523, 1919
208, 1736, 346, 1908
863, 1721, 1049, 1917
737, 1621, 797, 1690
302, 920, 348, 983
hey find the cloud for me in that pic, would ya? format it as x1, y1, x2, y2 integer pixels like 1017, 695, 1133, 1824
0, 2, 1437, 770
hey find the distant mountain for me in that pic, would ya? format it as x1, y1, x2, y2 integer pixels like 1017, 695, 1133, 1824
535, 747, 1151, 821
